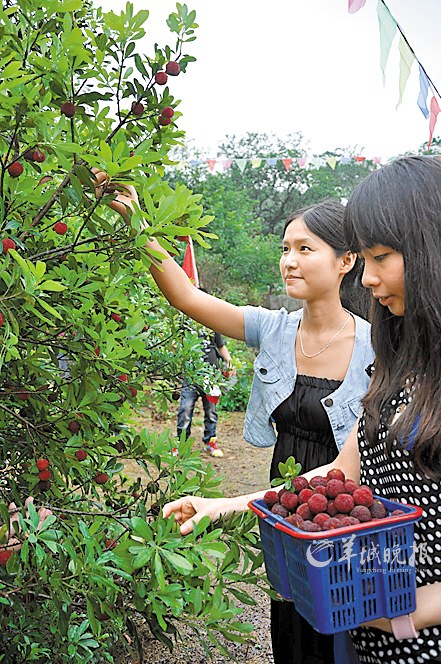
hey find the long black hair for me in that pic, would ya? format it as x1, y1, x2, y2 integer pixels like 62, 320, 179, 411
284, 199, 370, 319
344, 156, 441, 480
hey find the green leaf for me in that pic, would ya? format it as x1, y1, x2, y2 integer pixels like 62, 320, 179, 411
38, 280, 67, 292
161, 549, 193, 574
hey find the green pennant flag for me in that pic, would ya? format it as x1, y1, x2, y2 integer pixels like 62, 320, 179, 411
377, 0, 397, 85
397, 35, 415, 108
235, 158, 248, 172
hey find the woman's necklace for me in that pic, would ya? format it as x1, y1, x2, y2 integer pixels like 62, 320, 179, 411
299, 311, 352, 359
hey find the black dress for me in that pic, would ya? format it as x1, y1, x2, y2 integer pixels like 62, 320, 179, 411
270, 374, 342, 664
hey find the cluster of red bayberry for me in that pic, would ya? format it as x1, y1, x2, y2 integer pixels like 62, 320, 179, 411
263, 469, 404, 532
36, 458, 52, 491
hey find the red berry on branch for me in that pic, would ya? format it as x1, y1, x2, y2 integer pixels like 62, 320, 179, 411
38, 480, 51, 491
105, 538, 117, 550
1, 238, 16, 254
7, 162, 24, 178
117, 374, 127, 382
95, 472, 109, 485
0, 313, 4, 326
38, 469, 51, 481
68, 420, 80, 434
36, 458, 49, 471
165, 61, 180, 76
158, 116, 171, 126
61, 102, 76, 117
94, 347, 100, 357
129, 387, 137, 397
110, 313, 122, 323
131, 102, 144, 116
33, 149, 46, 163
53, 221, 68, 235
0, 550, 13, 566
75, 450, 87, 461
154, 71, 168, 85
161, 106, 174, 119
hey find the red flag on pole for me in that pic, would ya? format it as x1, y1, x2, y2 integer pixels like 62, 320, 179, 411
428, 95, 440, 150
181, 236, 199, 287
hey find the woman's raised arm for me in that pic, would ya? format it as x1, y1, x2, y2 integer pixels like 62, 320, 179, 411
93, 170, 246, 341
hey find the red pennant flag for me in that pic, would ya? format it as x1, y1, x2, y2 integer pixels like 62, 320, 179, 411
206, 159, 216, 171
428, 95, 440, 150
354, 155, 366, 163
348, 0, 366, 13
181, 237, 199, 287
282, 158, 293, 172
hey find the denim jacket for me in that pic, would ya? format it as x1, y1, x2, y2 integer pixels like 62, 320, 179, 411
242, 306, 374, 451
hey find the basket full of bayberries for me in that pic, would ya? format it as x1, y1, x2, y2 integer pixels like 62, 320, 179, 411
249, 458, 423, 634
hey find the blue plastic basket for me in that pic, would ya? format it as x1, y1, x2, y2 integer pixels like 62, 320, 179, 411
250, 496, 423, 634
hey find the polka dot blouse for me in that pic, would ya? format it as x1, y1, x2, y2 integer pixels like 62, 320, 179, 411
350, 382, 441, 663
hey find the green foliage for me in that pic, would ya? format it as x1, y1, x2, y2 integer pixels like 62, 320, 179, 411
218, 338, 254, 413
0, 1, 266, 661
271, 456, 302, 490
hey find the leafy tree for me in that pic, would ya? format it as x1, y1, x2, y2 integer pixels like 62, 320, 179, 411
0, 2, 267, 661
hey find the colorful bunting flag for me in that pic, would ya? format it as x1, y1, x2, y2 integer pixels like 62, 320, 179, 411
348, 0, 366, 13
206, 159, 216, 171
428, 96, 441, 150
251, 158, 262, 169
397, 35, 415, 108
235, 158, 247, 172
417, 65, 430, 119
326, 157, 337, 170
266, 157, 277, 166
297, 157, 307, 167
181, 237, 199, 288
377, 0, 397, 85
223, 159, 232, 170
282, 158, 293, 172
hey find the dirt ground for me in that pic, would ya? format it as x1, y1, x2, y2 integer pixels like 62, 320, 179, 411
122, 403, 276, 664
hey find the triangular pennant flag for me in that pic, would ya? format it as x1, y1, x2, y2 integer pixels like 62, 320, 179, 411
354, 155, 366, 163
235, 158, 248, 172
176, 160, 186, 170
181, 236, 199, 288
190, 159, 202, 166
282, 158, 293, 172
377, 0, 397, 85
297, 157, 307, 167
348, 0, 366, 13
340, 157, 351, 165
310, 156, 323, 169
223, 159, 232, 170
417, 65, 430, 119
326, 157, 337, 170
373, 156, 382, 164
266, 157, 277, 166
206, 159, 216, 171
250, 158, 262, 169
428, 95, 441, 150
397, 35, 415, 108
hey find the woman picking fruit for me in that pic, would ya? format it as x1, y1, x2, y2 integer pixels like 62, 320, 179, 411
163, 156, 441, 664
95, 168, 373, 664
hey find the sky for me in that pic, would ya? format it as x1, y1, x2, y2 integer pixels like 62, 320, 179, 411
95, 0, 441, 159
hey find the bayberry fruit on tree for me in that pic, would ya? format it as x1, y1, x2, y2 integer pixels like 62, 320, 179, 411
161, 106, 174, 118
129, 387, 137, 397
68, 420, 80, 434
95, 472, 109, 485
131, 102, 144, 116
33, 148, 46, 163
0, 550, 13, 567
94, 347, 100, 357
2, 238, 16, 254
117, 374, 127, 382
111, 312, 122, 323
36, 458, 49, 471
53, 221, 68, 235
38, 469, 51, 482
165, 61, 180, 76
7, 162, 23, 178
61, 101, 76, 117
0, 313, 4, 326
75, 450, 87, 461
154, 71, 167, 85
159, 116, 171, 126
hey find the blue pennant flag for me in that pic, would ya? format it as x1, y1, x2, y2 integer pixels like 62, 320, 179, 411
417, 65, 430, 119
